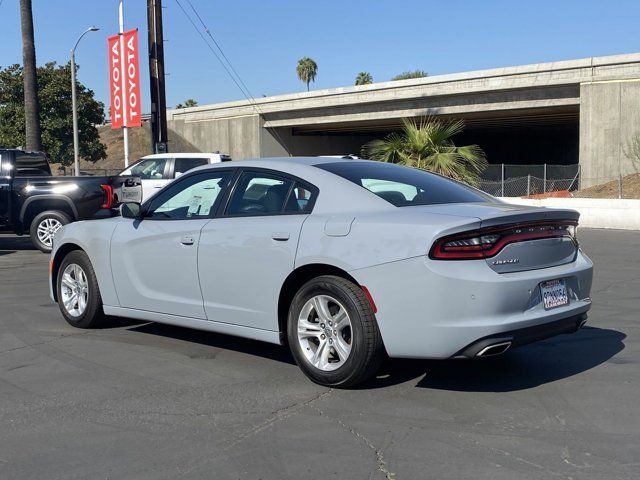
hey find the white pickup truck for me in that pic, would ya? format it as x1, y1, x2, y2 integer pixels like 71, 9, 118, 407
119, 152, 231, 201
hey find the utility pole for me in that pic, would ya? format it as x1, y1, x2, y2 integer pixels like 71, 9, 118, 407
147, 0, 169, 154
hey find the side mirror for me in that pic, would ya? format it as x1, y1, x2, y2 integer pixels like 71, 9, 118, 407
120, 202, 142, 220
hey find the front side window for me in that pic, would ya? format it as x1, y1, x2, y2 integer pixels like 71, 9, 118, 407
174, 158, 209, 178
147, 171, 231, 220
124, 158, 168, 180
316, 161, 493, 207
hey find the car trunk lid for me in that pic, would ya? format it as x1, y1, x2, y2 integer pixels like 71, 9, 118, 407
419, 202, 580, 273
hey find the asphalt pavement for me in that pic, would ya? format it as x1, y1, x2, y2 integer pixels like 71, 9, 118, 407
0, 229, 638, 480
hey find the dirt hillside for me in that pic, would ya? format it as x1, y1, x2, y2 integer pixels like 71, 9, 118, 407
61, 122, 201, 174
574, 173, 640, 199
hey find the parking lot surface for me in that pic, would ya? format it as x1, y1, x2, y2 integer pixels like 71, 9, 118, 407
1, 229, 638, 480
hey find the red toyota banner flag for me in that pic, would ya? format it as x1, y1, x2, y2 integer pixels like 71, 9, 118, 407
122, 29, 142, 127
107, 29, 141, 129
107, 34, 123, 129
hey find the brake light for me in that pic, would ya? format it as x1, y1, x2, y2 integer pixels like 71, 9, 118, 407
100, 184, 114, 209
430, 221, 578, 260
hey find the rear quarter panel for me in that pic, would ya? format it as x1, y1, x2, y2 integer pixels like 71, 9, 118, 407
296, 210, 482, 270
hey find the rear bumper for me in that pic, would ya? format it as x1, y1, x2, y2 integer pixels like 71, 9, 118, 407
350, 249, 593, 359
452, 312, 588, 358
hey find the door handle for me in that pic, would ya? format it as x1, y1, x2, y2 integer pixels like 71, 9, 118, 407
181, 235, 195, 245
153, 185, 163, 189
271, 232, 290, 241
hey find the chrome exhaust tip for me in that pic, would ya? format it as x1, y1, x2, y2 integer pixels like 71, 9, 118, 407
476, 341, 512, 357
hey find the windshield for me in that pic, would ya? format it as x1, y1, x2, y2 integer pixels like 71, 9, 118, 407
315, 161, 494, 207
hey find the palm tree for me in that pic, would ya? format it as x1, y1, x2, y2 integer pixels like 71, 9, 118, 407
355, 72, 373, 86
20, 0, 42, 151
363, 118, 487, 185
296, 57, 317, 91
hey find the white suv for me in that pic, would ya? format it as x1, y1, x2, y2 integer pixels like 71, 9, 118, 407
120, 152, 231, 201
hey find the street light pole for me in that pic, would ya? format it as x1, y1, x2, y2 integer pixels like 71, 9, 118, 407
71, 26, 99, 176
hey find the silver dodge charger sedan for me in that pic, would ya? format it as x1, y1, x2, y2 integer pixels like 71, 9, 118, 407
49, 157, 593, 387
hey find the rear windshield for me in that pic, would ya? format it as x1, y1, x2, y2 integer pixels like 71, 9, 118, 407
315, 161, 493, 207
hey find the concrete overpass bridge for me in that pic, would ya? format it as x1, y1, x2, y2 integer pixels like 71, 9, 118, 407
167, 53, 640, 185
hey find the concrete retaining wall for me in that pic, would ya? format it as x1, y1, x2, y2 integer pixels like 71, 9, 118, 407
499, 197, 640, 230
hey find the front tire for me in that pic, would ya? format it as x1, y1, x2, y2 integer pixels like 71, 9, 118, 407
30, 210, 70, 252
287, 275, 384, 388
56, 250, 106, 328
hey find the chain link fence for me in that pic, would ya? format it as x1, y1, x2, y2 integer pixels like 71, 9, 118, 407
478, 164, 640, 199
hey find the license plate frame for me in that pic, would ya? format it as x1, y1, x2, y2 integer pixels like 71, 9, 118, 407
540, 279, 569, 310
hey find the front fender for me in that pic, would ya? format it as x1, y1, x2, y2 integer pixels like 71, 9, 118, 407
50, 218, 121, 306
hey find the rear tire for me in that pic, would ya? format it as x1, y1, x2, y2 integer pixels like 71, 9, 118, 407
30, 210, 70, 253
56, 250, 106, 329
287, 275, 384, 388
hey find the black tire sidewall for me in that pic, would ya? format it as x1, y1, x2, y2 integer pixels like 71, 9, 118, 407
30, 210, 71, 253
287, 276, 378, 387
56, 250, 104, 328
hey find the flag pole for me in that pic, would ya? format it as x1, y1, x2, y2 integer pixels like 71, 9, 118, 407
118, 0, 129, 168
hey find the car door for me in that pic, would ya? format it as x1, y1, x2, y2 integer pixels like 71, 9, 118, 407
123, 157, 171, 200
111, 169, 234, 318
198, 169, 317, 331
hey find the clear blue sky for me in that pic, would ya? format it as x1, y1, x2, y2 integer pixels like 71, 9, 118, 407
0, 0, 638, 113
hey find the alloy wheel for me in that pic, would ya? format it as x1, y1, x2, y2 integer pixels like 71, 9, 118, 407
60, 263, 89, 317
297, 294, 352, 371
36, 218, 63, 248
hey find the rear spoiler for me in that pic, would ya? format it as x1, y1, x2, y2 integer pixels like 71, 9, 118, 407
479, 208, 580, 229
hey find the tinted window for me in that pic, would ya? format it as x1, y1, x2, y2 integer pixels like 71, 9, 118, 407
316, 161, 492, 206
174, 158, 209, 177
147, 171, 231, 220
15, 152, 50, 176
226, 172, 294, 216
124, 158, 168, 180
287, 183, 315, 213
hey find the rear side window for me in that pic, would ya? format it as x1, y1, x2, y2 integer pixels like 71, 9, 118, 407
124, 158, 168, 179
15, 152, 50, 176
174, 157, 209, 177
226, 172, 294, 216
224, 171, 317, 216
315, 161, 492, 206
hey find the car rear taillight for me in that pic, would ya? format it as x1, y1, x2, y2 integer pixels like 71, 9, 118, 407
429, 221, 578, 260
100, 184, 114, 209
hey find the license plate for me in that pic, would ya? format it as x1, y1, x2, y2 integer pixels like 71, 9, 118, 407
540, 279, 569, 310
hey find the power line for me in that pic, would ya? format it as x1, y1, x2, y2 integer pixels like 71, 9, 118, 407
185, 0, 256, 101
173, 0, 291, 154
173, 0, 252, 104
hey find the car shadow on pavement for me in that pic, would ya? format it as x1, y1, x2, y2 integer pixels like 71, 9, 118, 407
0, 234, 36, 253
413, 327, 626, 392
129, 322, 296, 365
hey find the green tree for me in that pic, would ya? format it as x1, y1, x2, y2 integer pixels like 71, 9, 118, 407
19, 0, 41, 151
176, 98, 198, 109
355, 72, 373, 85
391, 69, 428, 81
363, 118, 487, 185
0, 62, 106, 166
296, 57, 318, 91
